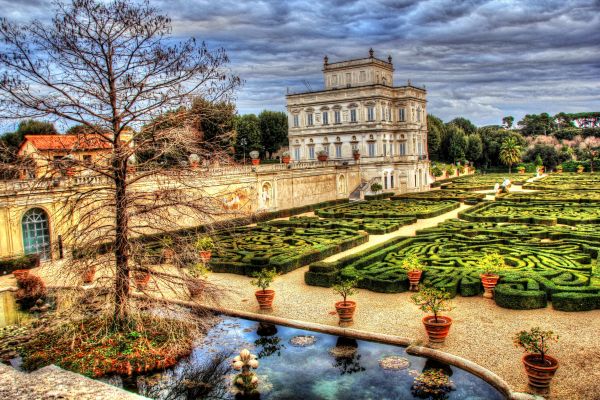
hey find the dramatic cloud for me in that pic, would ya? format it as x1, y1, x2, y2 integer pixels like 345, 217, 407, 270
1, 0, 599, 126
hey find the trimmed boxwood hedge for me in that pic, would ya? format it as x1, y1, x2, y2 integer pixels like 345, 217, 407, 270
364, 192, 395, 200
551, 292, 600, 311
498, 190, 600, 203
459, 201, 600, 226
305, 219, 600, 311
315, 199, 459, 220
268, 215, 416, 235
440, 173, 533, 191
523, 173, 600, 191
0, 254, 40, 275
391, 189, 485, 203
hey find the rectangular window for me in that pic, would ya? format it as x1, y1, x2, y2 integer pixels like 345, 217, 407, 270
350, 109, 357, 123
368, 142, 375, 157
322, 112, 328, 125
346, 73, 351, 84
399, 108, 405, 122
417, 109, 421, 122
323, 144, 330, 155
383, 143, 387, 156
418, 142, 423, 155
83, 155, 92, 165
307, 113, 313, 126
294, 147, 301, 161
389, 142, 393, 156
399, 143, 406, 155
359, 71, 366, 82
334, 110, 341, 124
293, 115, 299, 127
335, 144, 342, 158
332, 75, 337, 86
367, 107, 374, 121
308, 146, 315, 159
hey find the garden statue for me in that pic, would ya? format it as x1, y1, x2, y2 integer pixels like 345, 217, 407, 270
232, 349, 260, 397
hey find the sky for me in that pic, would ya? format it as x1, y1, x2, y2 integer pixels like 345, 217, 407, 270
1, 0, 599, 127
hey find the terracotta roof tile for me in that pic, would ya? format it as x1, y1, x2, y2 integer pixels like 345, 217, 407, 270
20, 134, 113, 152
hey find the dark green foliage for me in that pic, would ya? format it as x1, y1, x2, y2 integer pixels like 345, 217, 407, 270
0, 254, 40, 275
498, 190, 600, 203
234, 114, 262, 158
459, 201, 600, 225
466, 134, 483, 163
315, 199, 459, 220
364, 192, 394, 200
448, 117, 477, 135
446, 124, 467, 162
551, 292, 600, 311
258, 110, 288, 158
494, 283, 547, 310
391, 190, 485, 203
427, 114, 444, 161
440, 173, 531, 191
268, 215, 415, 235
523, 144, 560, 170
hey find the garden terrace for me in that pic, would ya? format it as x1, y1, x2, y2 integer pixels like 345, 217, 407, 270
268, 215, 416, 235
459, 201, 600, 225
208, 224, 368, 276
439, 173, 533, 191
305, 219, 599, 311
522, 173, 600, 191
498, 190, 600, 203
391, 190, 485, 203
314, 199, 459, 219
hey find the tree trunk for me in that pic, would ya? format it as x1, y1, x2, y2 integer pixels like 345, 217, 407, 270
113, 163, 130, 328
509, 164, 512, 174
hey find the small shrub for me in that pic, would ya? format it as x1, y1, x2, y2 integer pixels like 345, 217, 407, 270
480, 252, 507, 275
332, 278, 358, 305
399, 254, 424, 272
370, 182, 383, 193
411, 286, 453, 322
15, 274, 46, 308
194, 236, 215, 251
250, 268, 277, 292
513, 327, 558, 364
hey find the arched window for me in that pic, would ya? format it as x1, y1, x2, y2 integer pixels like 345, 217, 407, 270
22, 208, 51, 260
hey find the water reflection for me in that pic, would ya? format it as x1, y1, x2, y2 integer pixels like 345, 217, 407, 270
329, 337, 365, 376
254, 323, 284, 359
0, 291, 30, 328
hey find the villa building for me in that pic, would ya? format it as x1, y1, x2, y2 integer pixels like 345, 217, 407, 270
286, 49, 430, 192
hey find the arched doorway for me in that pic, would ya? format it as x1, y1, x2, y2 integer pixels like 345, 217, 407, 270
21, 208, 51, 260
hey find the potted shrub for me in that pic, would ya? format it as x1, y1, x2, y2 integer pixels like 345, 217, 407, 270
249, 150, 260, 166
251, 268, 277, 310
555, 165, 563, 174
370, 182, 382, 193
82, 266, 96, 284
317, 150, 328, 162
352, 149, 360, 161
430, 164, 443, 179
281, 151, 291, 164
133, 268, 151, 290
445, 164, 455, 177
187, 263, 209, 297
513, 327, 559, 390
577, 164, 584, 174
400, 254, 425, 291
517, 164, 525, 174
195, 235, 214, 263
333, 278, 358, 325
160, 236, 175, 264
457, 164, 465, 175
411, 286, 454, 344
13, 269, 30, 280
479, 252, 507, 299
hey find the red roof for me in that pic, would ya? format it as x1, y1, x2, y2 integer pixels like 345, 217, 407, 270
19, 134, 113, 153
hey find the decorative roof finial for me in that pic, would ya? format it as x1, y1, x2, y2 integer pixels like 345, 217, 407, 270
323, 55, 328, 66
407, 79, 412, 86
388, 55, 392, 63
369, 48, 374, 58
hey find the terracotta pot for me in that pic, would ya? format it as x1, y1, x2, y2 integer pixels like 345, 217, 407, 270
518, 170, 525, 174
407, 270, 422, 291
134, 271, 151, 290
66, 167, 75, 177
422, 315, 453, 344
187, 279, 205, 297
199, 250, 212, 263
353, 153, 360, 160
317, 155, 328, 162
82, 267, 96, 284
163, 248, 175, 263
522, 353, 559, 389
335, 300, 356, 324
255, 289, 275, 310
12, 269, 30, 280
282, 156, 291, 164
251, 158, 260, 166
480, 273, 500, 298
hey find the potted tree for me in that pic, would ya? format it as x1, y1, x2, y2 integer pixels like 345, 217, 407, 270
370, 182, 382, 194
187, 263, 209, 298
411, 286, 454, 344
333, 278, 358, 325
251, 268, 278, 310
281, 151, 291, 164
352, 149, 361, 161
513, 327, 559, 390
479, 252, 507, 299
160, 236, 175, 264
195, 235, 214, 263
133, 268, 151, 290
517, 164, 525, 174
249, 150, 260, 166
445, 164, 455, 177
577, 164, 584, 174
317, 150, 328, 162
555, 165, 563, 174
82, 266, 96, 284
400, 254, 425, 291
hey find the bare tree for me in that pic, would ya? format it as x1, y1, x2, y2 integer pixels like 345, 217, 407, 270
0, 0, 244, 328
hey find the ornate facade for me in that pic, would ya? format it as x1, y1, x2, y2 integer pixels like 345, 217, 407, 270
286, 49, 430, 192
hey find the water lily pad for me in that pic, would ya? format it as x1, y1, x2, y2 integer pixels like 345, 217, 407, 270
379, 355, 410, 370
289, 335, 316, 347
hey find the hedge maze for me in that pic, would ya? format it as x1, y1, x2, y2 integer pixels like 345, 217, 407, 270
391, 190, 485, 203
498, 190, 600, 203
459, 201, 600, 225
305, 219, 600, 311
315, 199, 459, 219
268, 216, 416, 235
209, 225, 368, 276
523, 173, 600, 191
440, 173, 532, 191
